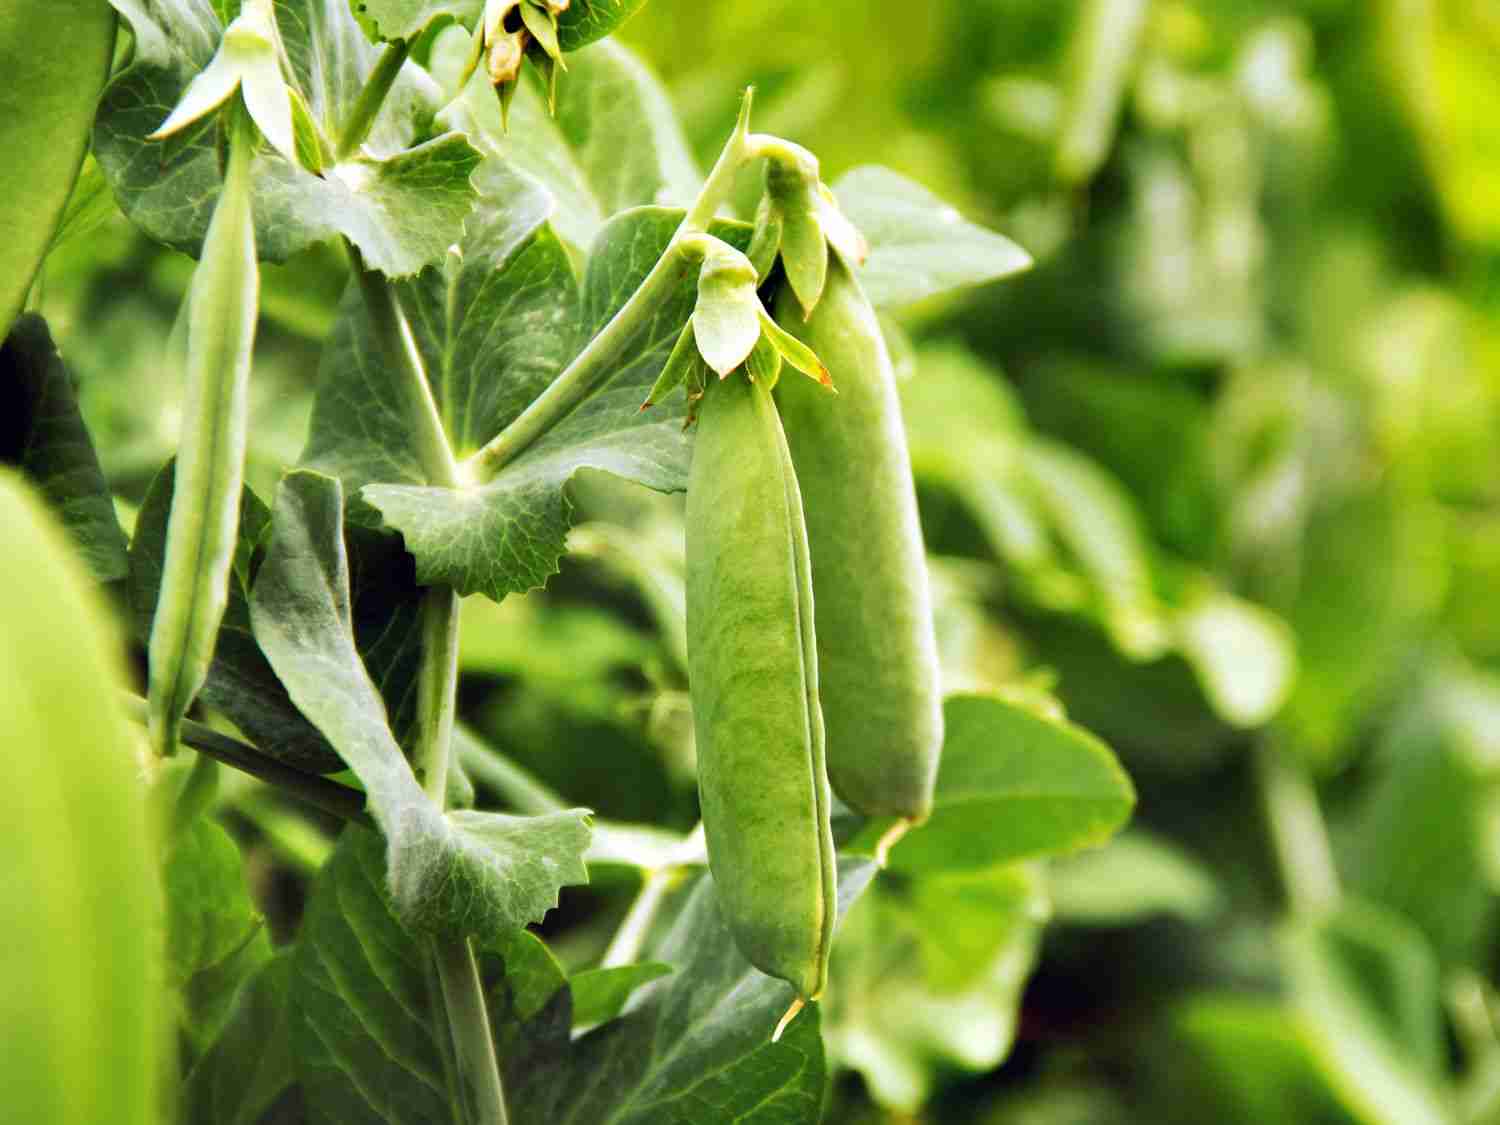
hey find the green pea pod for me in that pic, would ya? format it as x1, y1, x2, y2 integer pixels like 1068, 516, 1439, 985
687, 369, 837, 1004
147, 108, 260, 756
774, 256, 943, 825
0, 471, 159, 1125
0, 0, 116, 337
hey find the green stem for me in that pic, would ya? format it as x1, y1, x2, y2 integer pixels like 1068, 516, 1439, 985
352, 236, 509, 1125
121, 693, 373, 826
455, 724, 568, 814
601, 867, 678, 969
349, 242, 459, 488
1256, 743, 1339, 915
336, 40, 412, 161
462, 90, 760, 481
416, 587, 463, 802
434, 936, 510, 1125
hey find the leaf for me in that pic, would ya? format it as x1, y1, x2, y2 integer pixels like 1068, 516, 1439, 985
831, 165, 1031, 309
1048, 829, 1223, 926
320, 203, 747, 601
183, 953, 299, 1125
347, 0, 480, 42
504, 857, 879, 1124
250, 470, 592, 935
164, 818, 269, 1049
444, 40, 698, 251
1341, 665, 1500, 966
1281, 901, 1451, 1125
1054, 0, 1149, 183
556, 0, 649, 50
825, 864, 1046, 1111
486, 929, 567, 1021
881, 693, 1135, 875
96, 0, 481, 275
568, 962, 674, 1027
0, 314, 130, 582
1173, 590, 1297, 728
129, 461, 345, 774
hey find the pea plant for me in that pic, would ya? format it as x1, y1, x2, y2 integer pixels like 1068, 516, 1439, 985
2, 1, 1137, 1123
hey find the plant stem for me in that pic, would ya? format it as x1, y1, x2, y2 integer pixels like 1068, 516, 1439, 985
455, 724, 568, 814
601, 867, 678, 968
416, 588, 462, 803
352, 236, 508, 1125
1256, 742, 1339, 915
336, 39, 412, 161
461, 90, 760, 481
121, 693, 373, 826
349, 242, 459, 488
434, 936, 510, 1125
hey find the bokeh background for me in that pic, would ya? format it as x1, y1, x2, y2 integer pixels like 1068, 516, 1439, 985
35, 1, 1500, 1121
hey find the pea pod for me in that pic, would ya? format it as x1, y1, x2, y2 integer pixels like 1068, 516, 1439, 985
0, 0, 116, 337
0, 471, 159, 1125
774, 256, 943, 824
147, 108, 260, 756
687, 368, 837, 1004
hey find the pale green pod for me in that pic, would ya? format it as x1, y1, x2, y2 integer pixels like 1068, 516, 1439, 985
687, 370, 837, 1001
775, 257, 943, 823
0, 470, 159, 1125
147, 109, 260, 756
0, 0, 116, 337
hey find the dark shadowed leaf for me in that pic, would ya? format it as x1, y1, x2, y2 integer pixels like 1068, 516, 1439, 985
183, 952, 299, 1125
0, 315, 129, 581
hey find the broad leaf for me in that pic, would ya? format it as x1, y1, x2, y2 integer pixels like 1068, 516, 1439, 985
250, 470, 592, 934
129, 461, 345, 774
1048, 830, 1222, 926
164, 818, 272, 1050
1282, 901, 1451, 1125
832, 165, 1032, 309
557, 0, 649, 50
504, 857, 879, 1124
293, 832, 873, 1125
880, 693, 1135, 875
96, 0, 480, 275
443, 41, 699, 251
315, 201, 747, 601
348, 0, 643, 47
0, 315, 129, 582
183, 952, 299, 1125
568, 962, 674, 1027
826, 864, 1046, 1111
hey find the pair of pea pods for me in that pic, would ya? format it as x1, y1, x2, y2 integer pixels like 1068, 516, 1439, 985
687, 255, 943, 1008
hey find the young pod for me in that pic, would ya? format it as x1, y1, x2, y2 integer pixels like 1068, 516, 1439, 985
774, 256, 944, 825
147, 107, 260, 756
686, 368, 837, 1003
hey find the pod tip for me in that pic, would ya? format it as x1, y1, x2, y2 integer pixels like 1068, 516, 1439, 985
874, 818, 914, 868
771, 996, 806, 1043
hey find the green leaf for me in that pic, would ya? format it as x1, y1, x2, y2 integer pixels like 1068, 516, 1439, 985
882, 693, 1135, 875
568, 963, 674, 1027
322, 204, 747, 602
129, 461, 346, 774
1048, 829, 1223, 926
1054, 0, 1149, 183
1342, 664, 1500, 966
444, 40, 698, 251
97, 0, 481, 275
164, 818, 270, 1050
487, 928, 567, 1021
250, 470, 592, 934
348, 0, 480, 42
0, 314, 130, 582
556, 0, 649, 50
183, 953, 299, 1125
831, 166, 1031, 309
1172, 590, 1297, 729
826, 864, 1046, 1111
504, 857, 879, 1124
1282, 901, 1451, 1125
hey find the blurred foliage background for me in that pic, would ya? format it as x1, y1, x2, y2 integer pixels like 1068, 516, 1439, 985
31, 0, 1500, 1120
